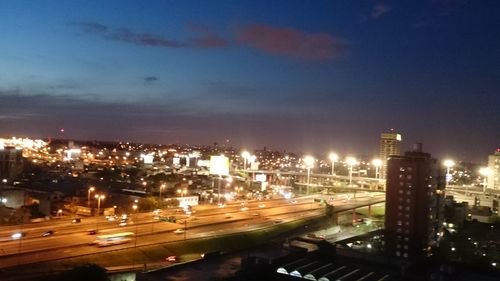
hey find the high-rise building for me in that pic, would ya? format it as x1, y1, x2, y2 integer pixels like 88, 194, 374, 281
0, 146, 24, 180
487, 148, 500, 190
384, 143, 445, 260
379, 132, 402, 178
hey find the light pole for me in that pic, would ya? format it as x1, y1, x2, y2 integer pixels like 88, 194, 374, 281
479, 167, 492, 193
241, 151, 250, 170
329, 153, 338, 175
443, 159, 455, 189
94, 194, 105, 216
372, 159, 382, 179
87, 186, 95, 207
133, 203, 139, 261
1, 178, 7, 205
159, 184, 165, 200
346, 157, 358, 186
304, 156, 315, 195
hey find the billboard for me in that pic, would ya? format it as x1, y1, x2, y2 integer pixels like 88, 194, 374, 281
255, 174, 267, 182
141, 154, 154, 164
210, 155, 229, 176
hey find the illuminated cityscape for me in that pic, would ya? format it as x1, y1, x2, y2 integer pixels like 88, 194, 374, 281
0, 1, 499, 281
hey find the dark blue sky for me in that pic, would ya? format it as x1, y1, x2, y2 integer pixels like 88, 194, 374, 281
0, 0, 499, 162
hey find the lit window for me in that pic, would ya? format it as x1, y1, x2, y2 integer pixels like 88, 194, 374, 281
403, 253, 408, 258
396, 251, 401, 256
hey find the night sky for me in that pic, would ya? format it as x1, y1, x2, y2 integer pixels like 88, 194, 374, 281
1, 0, 499, 162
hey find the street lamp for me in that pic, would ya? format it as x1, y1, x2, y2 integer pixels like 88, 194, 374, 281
241, 151, 250, 170
304, 156, 315, 195
94, 194, 105, 216
329, 153, 339, 175
372, 159, 382, 179
479, 167, 492, 193
87, 187, 95, 207
346, 157, 358, 186
443, 159, 455, 188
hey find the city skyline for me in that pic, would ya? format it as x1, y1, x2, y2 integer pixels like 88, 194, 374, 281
1, 1, 499, 161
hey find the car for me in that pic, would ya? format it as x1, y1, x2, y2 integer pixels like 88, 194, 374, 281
240, 207, 249, 211
173, 228, 185, 234
42, 230, 55, 237
165, 255, 177, 262
291, 200, 297, 204
258, 204, 266, 208
224, 213, 231, 219
274, 218, 283, 224
11, 232, 25, 240
107, 215, 117, 221
251, 213, 260, 216
201, 251, 221, 260
217, 203, 225, 208
119, 222, 127, 227
87, 229, 97, 235
71, 218, 81, 224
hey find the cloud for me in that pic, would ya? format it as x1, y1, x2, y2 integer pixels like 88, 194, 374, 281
77, 21, 228, 49
370, 3, 392, 19
186, 23, 229, 48
80, 21, 108, 33
144, 76, 159, 83
191, 36, 228, 48
235, 25, 344, 60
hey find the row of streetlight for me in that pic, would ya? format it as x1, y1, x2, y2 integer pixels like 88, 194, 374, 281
443, 159, 492, 192
241, 151, 257, 170
87, 186, 106, 216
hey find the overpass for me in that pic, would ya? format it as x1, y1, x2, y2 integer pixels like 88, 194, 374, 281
239, 169, 386, 191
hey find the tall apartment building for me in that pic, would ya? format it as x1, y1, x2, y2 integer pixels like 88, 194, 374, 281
487, 148, 500, 190
379, 132, 402, 178
0, 146, 24, 180
384, 143, 445, 260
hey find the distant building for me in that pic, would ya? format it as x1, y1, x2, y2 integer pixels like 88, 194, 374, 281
379, 132, 402, 179
0, 146, 24, 180
487, 148, 500, 190
444, 197, 468, 229
384, 143, 445, 260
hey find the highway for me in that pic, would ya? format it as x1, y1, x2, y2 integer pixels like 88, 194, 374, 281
0, 193, 385, 268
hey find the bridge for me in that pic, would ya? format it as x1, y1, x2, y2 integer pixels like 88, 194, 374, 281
239, 169, 386, 191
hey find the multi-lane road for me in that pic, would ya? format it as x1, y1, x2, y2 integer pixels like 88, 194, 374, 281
0, 193, 385, 269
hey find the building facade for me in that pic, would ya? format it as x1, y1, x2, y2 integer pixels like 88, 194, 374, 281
384, 143, 445, 260
0, 146, 24, 180
487, 148, 500, 190
379, 132, 402, 179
